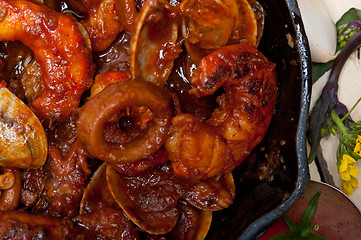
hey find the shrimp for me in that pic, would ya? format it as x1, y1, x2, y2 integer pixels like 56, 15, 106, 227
165, 42, 277, 179
0, 0, 93, 120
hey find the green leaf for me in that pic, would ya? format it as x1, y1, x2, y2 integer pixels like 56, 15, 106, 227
336, 8, 361, 27
312, 61, 335, 84
299, 192, 321, 229
282, 215, 298, 232
336, 8, 361, 51
269, 192, 328, 239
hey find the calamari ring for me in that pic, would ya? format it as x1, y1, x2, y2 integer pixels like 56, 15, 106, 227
0, 0, 93, 120
77, 80, 172, 164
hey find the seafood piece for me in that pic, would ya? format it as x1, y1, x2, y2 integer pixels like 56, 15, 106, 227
87, 71, 169, 174
0, 167, 21, 211
181, 0, 258, 64
21, 57, 43, 103
93, 31, 132, 74
110, 147, 169, 176
0, 209, 98, 239
180, 0, 234, 64
77, 80, 172, 164
0, 41, 37, 101
226, 0, 258, 45
181, 0, 233, 49
0, 0, 93, 120
74, 208, 140, 240
116, 0, 138, 32
184, 172, 235, 210
79, 163, 119, 214
78, 163, 140, 239
165, 43, 277, 179
144, 202, 212, 240
0, 209, 67, 239
166, 201, 212, 240
0, 86, 47, 169
106, 164, 234, 234
106, 165, 179, 235
90, 70, 131, 98
130, 0, 183, 86
20, 166, 47, 208
247, 0, 265, 45
79, 0, 124, 52
32, 142, 88, 218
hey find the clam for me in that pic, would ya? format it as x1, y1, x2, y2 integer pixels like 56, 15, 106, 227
181, 0, 258, 64
144, 202, 212, 239
180, 0, 234, 64
166, 202, 213, 240
106, 164, 235, 235
184, 172, 235, 211
79, 163, 119, 214
247, 0, 265, 46
0, 86, 47, 169
226, 0, 258, 45
129, 0, 183, 86
106, 165, 180, 235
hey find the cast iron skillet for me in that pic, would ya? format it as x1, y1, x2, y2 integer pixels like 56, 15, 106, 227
205, 0, 311, 239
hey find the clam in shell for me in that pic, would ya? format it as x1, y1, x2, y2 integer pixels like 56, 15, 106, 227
106, 164, 235, 235
129, 0, 182, 86
0, 87, 47, 169
79, 163, 119, 214
181, 0, 259, 64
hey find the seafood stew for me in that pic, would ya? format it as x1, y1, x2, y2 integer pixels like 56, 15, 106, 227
0, 0, 310, 239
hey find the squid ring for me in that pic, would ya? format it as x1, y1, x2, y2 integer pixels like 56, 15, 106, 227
0, 0, 93, 120
77, 80, 172, 164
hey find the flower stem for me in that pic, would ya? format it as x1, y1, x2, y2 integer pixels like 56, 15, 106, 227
331, 110, 348, 133
341, 96, 361, 122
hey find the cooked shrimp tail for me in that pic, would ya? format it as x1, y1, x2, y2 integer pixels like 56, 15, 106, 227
0, 0, 93, 120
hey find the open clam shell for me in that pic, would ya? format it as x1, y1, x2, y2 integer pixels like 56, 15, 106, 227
166, 201, 212, 240
0, 87, 47, 169
181, 0, 259, 64
180, 0, 234, 64
106, 165, 179, 235
130, 0, 182, 86
184, 172, 235, 211
226, 0, 258, 45
106, 164, 235, 235
79, 163, 119, 214
247, 0, 265, 46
